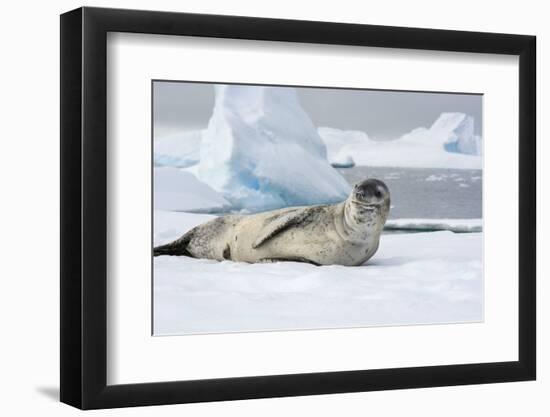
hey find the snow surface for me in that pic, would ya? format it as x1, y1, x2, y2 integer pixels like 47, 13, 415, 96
153, 167, 231, 212
318, 112, 482, 169
153, 210, 483, 335
154, 130, 202, 168
196, 85, 350, 211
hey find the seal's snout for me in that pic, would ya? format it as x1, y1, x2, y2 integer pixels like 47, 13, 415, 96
353, 178, 389, 205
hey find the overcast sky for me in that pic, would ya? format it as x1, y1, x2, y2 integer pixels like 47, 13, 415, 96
153, 81, 482, 140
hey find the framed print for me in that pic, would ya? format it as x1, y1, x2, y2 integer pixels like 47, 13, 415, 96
60, 6, 536, 409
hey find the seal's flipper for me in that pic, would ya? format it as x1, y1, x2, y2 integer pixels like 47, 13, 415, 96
153, 231, 194, 257
252, 209, 311, 249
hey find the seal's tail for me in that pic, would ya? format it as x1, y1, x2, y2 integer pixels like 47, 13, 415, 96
153, 233, 194, 257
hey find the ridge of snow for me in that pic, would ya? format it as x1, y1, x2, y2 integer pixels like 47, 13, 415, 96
385, 218, 482, 233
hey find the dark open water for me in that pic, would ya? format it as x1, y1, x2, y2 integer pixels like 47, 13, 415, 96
339, 166, 482, 219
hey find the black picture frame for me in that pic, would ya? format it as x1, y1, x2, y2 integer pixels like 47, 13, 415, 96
60, 6, 536, 410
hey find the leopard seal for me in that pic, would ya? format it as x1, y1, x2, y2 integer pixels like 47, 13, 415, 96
154, 178, 390, 266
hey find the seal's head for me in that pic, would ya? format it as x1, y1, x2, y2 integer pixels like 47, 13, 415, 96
351, 179, 390, 211
343, 179, 391, 240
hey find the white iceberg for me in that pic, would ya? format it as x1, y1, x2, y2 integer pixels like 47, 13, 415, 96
196, 85, 351, 211
154, 130, 202, 168
153, 210, 482, 335
438, 113, 481, 156
330, 154, 355, 168
318, 112, 482, 169
154, 167, 231, 212
318, 127, 367, 168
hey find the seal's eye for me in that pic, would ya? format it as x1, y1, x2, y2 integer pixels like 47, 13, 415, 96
375, 190, 382, 198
